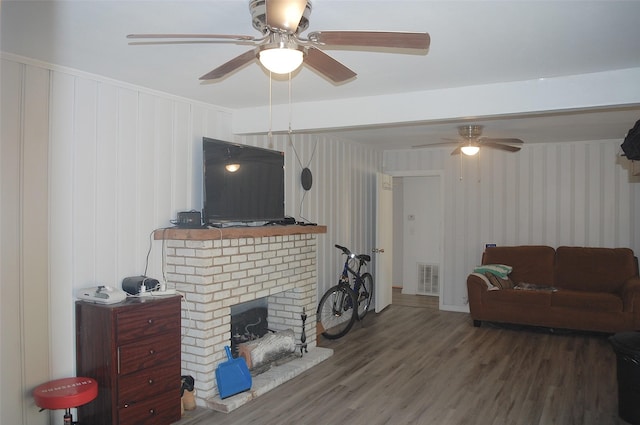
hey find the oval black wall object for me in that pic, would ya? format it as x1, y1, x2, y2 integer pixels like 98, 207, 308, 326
301, 167, 313, 191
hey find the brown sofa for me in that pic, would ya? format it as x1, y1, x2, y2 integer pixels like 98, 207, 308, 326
467, 245, 640, 333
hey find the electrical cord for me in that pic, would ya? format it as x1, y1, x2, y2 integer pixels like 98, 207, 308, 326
141, 227, 178, 291
288, 132, 317, 224
285, 72, 318, 224
143, 228, 155, 277
138, 226, 194, 339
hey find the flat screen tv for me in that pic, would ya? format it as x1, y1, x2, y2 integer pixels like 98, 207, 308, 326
202, 138, 285, 226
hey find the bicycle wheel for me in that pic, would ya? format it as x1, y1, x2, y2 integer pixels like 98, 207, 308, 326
317, 284, 358, 340
355, 272, 374, 320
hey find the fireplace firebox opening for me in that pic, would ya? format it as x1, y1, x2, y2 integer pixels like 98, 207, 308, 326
230, 298, 269, 357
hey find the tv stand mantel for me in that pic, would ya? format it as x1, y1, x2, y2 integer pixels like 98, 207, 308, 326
154, 224, 326, 241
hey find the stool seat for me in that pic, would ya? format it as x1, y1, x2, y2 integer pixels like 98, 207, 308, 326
33, 377, 98, 410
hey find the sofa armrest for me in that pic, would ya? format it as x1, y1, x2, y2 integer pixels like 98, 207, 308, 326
620, 277, 640, 312
467, 274, 490, 317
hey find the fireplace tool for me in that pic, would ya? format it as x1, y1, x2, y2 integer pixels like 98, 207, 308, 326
297, 307, 308, 356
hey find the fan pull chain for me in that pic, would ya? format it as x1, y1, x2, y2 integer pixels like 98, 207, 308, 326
288, 72, 293, 136
268, 71, 273, 148
286, 74, 318, 170
287, 72, 304, 169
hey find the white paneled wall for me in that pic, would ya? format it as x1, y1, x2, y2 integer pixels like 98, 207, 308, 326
45, 73, 235, 379
1, 54, 381, 425
385, 142, 640, 310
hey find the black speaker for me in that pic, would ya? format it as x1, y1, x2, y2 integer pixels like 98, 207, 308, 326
176, 210, 202, 228
121, 276, 159, 295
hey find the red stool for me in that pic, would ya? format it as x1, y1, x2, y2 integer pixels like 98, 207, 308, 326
33, 377, 98, 424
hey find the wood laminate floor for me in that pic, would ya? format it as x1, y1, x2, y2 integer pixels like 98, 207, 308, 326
174, 299, 627, 425
392, 287, 439, 309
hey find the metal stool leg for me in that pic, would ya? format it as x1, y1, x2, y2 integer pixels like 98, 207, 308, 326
63, 408, 73, 424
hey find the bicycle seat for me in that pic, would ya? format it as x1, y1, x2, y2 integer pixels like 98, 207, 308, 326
358, 254, 371, 262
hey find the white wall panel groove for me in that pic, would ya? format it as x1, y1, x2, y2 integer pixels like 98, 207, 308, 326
1, 60, 52, 425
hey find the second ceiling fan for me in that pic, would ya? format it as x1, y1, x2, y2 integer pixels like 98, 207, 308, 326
127, 0, 431, 83
415, 125, 524, 156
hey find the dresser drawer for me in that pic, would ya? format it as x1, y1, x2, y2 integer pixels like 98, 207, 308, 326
118, 333, 180, 376
118, 389, 180, 425
118, 362, 179, 406
116, 297, 180, 344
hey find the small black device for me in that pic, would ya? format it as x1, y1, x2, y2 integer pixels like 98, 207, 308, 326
271, 216, 296, 225
177, 210, 202, 228
122, 276, 159, 295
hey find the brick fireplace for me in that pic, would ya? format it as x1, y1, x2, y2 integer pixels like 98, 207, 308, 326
155, 225, 330, 412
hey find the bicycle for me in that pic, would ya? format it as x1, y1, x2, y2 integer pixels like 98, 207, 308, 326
317, 244, 374, 339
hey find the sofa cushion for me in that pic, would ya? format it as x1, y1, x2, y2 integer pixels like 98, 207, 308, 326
482, 246, 556, 286
484, 288, 552, 306
551, 289, 623, 312
555, 247, 637, 293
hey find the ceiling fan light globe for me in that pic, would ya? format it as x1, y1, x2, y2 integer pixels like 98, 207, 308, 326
225, 163, 240, 172
259, 48, 303, 74
461, 145, 480, 156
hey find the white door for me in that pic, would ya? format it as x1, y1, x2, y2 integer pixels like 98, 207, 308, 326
375, 172, 393, 312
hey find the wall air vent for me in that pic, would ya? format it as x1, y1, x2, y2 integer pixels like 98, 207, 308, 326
417, 263, 439, 296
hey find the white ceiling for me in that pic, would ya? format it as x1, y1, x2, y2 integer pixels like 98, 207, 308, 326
2, 0, 640, 150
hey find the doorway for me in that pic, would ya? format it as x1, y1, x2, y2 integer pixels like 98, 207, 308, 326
391, 172, 443, 307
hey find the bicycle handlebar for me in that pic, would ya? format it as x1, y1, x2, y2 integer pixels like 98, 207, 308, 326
334, 244, 371, 264
334, 244, 351, 256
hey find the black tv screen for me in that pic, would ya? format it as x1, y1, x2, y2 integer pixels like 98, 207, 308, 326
203, 138, 285, 225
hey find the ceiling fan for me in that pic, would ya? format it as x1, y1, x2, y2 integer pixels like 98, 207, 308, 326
127, 0, 430, 83
414, 125, 524, 156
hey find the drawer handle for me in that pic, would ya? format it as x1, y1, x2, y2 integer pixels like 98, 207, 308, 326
124, 403, 129, 408
149, 349, 155, 355
149, 408, 155, 415
148, 379, 154, 385
147, 319, 154, 324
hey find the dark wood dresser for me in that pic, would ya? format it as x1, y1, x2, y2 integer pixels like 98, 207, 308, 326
75, 295, 182, 425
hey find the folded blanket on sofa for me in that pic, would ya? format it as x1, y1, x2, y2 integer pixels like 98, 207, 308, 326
473, 264, 512, 278
470, 272, 500, 291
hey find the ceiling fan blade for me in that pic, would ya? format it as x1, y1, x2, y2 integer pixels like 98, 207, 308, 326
413, 141, 459, 148
128, 40, 257, 46
480, 137, 524, 144
450, 146, 462, 155
127, 33, 257, 41
308, 31, 430, 50
481, 142, 521, 152
199, 49, 257, 80
266, 0, 308, 33
304, 47, 356, 83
